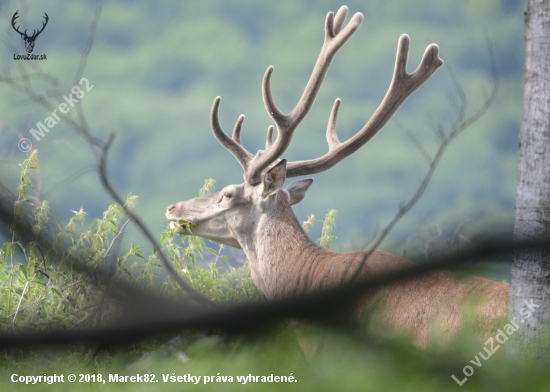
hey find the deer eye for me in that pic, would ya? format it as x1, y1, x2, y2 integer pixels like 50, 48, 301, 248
223, 192, 232, 199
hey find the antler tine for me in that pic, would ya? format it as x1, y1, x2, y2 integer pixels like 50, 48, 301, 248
266, 126, 274, 149
210, 97, 254, 172
243, 6, 364, 184
286, 34, 443, 178
231, 114, 245, 145
326, 98, 342, 150
332, 6, 348, 35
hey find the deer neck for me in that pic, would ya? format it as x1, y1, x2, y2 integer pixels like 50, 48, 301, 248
237, 192, 333, 299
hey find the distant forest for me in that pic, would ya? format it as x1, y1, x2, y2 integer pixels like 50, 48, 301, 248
0, 0, 525, 278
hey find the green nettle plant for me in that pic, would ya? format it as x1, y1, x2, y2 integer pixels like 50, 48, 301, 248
1, 151, 341, 332
0, 151, 351, 392
301, 210, 339, 249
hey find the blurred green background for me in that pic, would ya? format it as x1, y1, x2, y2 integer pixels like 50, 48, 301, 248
0, 0, 523, 276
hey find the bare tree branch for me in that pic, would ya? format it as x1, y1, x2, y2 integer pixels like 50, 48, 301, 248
99, 133, 213, 307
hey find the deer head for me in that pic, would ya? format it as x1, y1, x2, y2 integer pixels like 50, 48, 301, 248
11, 11, 49, 54
166, 158, 313, 249
167, 6, 443, 254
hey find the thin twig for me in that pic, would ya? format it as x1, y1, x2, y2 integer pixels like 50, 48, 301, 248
41, 165, 98, 200
74, 0, 102, 87
99, 133, 213, 307
394, 117, 432, 165
73, 0, 103, 155
104, 218, 130, 264
36, 244, 50, 279
12, 281, 30, 324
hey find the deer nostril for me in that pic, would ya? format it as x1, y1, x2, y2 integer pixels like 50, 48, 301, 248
167, 204, 176, 213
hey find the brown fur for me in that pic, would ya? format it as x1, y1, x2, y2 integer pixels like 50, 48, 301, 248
250, 192, 509, 347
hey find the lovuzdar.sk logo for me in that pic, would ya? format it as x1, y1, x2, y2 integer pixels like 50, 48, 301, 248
12, 10, 49, 60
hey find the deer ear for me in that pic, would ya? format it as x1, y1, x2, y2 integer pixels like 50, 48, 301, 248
285, 178, 313, 205
262, 159, 287, 198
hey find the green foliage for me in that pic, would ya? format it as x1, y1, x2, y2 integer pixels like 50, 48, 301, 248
196, 178, 217, 197
0, 153, 261, 334
301, 211, 338, 249
317, 210, 338, 249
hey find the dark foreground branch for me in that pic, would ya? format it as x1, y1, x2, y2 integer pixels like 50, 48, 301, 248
0, 197, 542, 350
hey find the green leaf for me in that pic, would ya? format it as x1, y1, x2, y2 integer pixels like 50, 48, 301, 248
19, 264, 28, 278
161, 232, 169, 246
221, 255, 230, 266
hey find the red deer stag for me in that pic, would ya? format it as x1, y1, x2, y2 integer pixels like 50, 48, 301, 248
166, 6, 509, 347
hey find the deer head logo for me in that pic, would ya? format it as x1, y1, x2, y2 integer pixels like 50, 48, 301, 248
11, 11, 49, 54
